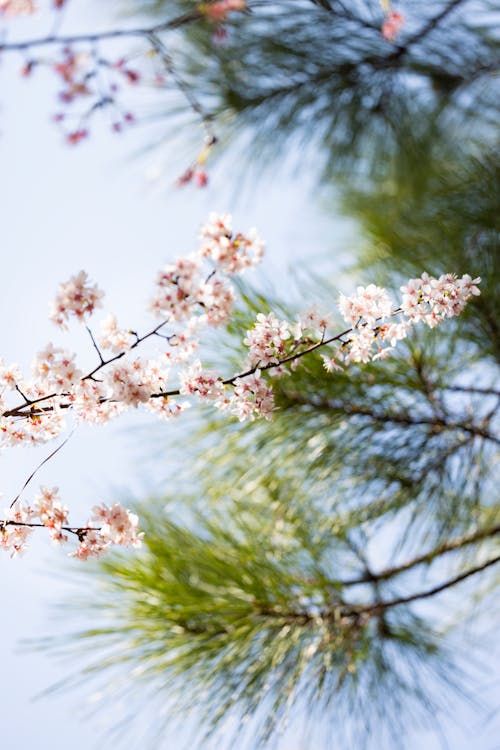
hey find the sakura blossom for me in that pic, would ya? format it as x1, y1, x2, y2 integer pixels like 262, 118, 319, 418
400, 273, 481, 327
338, 284, 393, 327
98, 314, 134, 354
0, 214, 482, 558
199, 212, 264, 274
244, 312, 291, 366
32, 344, 81, 391
50, 270, 104, 328
91, 503, 142, 547
0, 502, 35, 557
219, 371, 275, 422
33, 486, 69, 543
180, 360, 224, 401
321, 354, 343, 373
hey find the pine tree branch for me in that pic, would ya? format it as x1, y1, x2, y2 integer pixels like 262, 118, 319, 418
388, 0, 470, 63
281, 392, 500, 446
441, 385, 500, 397
343, 524, 500, 586
245, 555, 500, 630
146, 31, 216, 140
0, 10, 203, 53
361, 554, 500, 614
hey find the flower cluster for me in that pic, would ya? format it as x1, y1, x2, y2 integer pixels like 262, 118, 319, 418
0, 488, 141, 558
32, 343, 82, 391
243, 313, 290, 366
98, 315, 135, 354
0, 213, 481, 557
150, 214, 262, 330
21, 43, 147, 145
400, 273, 481, 327
74, 502, 142, 560
317, 273, 480, 366
198, 212, 264, 274
219, 371, 275, 422
382, 10, 405, 41
180, 360, 224, 401
50, 270, 104, 328
338, 285, 393, 327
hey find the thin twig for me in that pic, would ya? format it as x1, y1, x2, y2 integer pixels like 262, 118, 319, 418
9, 428, 76, 508
0, 11, 203, 53
86, 325, 104, 364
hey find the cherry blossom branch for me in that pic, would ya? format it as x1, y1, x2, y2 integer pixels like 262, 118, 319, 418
1, 487, 142, 559
0, 213, 484, 557
0, 2, 244, 156
3, 318, 174, 418
0, 313, 406, 420
0, 520, 97, 539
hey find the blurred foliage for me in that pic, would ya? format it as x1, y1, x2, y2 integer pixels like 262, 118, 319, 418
129, 0, 500, 182
52, 502, 477, 748
45, 1, 500, 747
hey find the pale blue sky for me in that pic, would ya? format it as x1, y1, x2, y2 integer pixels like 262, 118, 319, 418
0, 3, 498, 749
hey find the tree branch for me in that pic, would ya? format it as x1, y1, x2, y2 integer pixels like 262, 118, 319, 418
387, 0, 469, 62
343, 524, 500, 586
281, 392, 500, 447
361, 554, 500, 614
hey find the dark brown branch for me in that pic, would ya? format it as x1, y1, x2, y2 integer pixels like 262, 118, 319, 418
262, 555, 500, 627
0, 520, 101, 539
1, 315, 363, 419
360, 554, 500, 614
343, 524, 500, 586
86, 326, 104, 365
